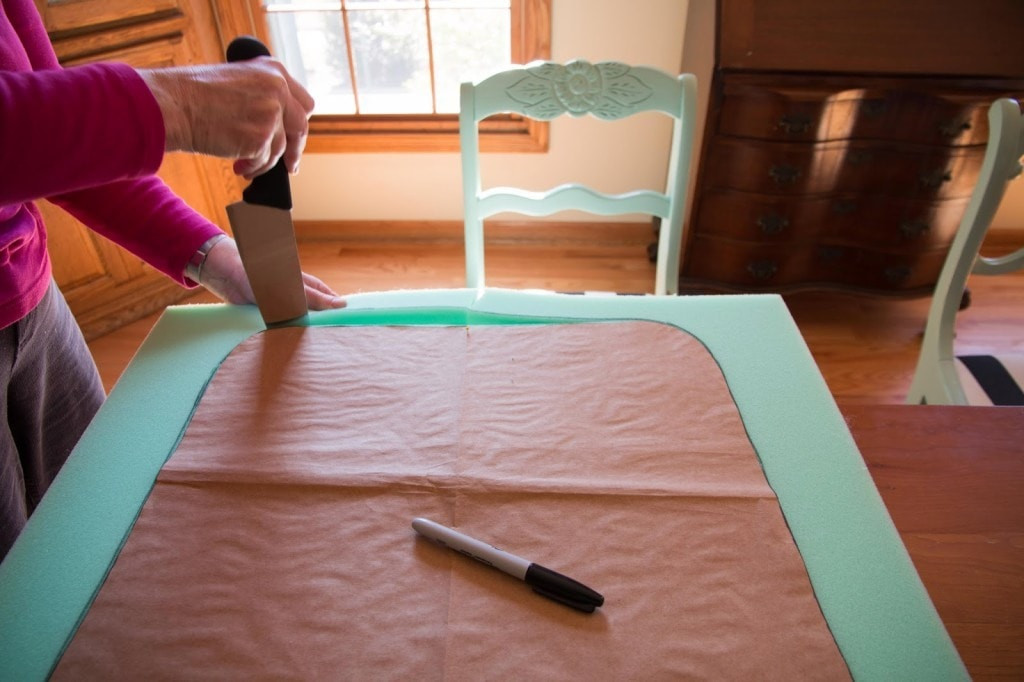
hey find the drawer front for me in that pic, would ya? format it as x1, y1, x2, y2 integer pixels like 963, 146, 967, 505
681, 235, 948, 293
703, 138, 984, 198
718, 0, 1024, 77
717, 79, 1005, 146
693, 189, 968, 251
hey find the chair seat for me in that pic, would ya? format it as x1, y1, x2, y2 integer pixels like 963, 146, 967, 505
955, 354, 1024, 405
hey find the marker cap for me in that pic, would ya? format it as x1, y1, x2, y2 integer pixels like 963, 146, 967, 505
525, 563, 604, 613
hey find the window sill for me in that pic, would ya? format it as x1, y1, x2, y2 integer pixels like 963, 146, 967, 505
306, 115, 549, 153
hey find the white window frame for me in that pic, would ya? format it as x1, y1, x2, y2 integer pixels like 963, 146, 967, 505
214, 0, 551, 152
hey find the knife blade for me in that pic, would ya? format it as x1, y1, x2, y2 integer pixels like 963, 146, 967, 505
224, 36, 307, 325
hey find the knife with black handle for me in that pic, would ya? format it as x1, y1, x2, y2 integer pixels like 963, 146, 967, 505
224, 36, 308, 325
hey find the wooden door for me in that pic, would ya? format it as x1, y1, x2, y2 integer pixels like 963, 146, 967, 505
33, 0, 239, 339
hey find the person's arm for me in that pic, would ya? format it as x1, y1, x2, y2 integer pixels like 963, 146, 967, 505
0, 57, 216, 284
0, 63, 165, 206
47, 174, 222, 287
49, 178, 343, 310
139, 60, 314, 180
4, 0, 338, 308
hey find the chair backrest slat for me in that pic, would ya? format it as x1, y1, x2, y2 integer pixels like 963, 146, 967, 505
478, 186, 671, 219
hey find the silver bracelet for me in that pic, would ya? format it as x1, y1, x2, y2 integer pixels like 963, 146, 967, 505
184, 233, 228, 284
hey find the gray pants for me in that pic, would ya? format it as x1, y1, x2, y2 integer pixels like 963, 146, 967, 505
0, 280, 105, 561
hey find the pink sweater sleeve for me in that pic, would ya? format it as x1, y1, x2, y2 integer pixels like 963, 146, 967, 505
49, 175, 223, 285
0, 63, 165, 203
0, 59, 223, 283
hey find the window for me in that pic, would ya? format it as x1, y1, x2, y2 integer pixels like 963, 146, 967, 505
236, 0, 551, 152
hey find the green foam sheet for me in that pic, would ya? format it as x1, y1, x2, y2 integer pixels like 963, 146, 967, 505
0, 289, 966, 680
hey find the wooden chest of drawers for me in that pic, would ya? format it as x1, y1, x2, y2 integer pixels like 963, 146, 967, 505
681, 0, 1024, 296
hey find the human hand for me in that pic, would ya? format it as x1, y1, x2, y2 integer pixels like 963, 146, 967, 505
197, 236, 346, 311
138, 60, 315, 178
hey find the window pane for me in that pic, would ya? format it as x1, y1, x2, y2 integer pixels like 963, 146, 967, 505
265, 0, 340, 6
262, 0, 512, 116
348, 8, 432, 113
266, 9, 356, 114
431, 7, 510, 113
429, 0, 509, 8
345, 0, 424, 7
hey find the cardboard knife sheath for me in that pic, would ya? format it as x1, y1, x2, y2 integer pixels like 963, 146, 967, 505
226, 166, 307, 325
225, 36, 307, 326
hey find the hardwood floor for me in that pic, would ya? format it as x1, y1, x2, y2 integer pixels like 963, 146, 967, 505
86, 236, 1024, 404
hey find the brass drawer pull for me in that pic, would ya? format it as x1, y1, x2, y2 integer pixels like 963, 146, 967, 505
756, 213, 789, 234
768, 164, 802, 186
777, 114, 812, 135
832, 199, 858, 215
899, 220, 931, 239
884, 266, 911, 283
939, 119, 972, 138
919, 168, 953, 189
862, 99, 888, 117
847, 150, 874, 165
817, 246, 844, 262
747, 260, 779, 280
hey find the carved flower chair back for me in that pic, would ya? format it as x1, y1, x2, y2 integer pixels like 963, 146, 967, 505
460, 59, 698, 295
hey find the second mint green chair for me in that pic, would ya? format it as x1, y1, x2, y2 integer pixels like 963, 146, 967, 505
906, 98, 1024, 405
459, 60, 697, 295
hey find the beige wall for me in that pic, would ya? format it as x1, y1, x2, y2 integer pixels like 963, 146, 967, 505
290, 0, 1024, 234
993, 179, 1024, 232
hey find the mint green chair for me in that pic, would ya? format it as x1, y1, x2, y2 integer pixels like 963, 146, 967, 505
459, 60, 697, 295
907, 98, 1024, 405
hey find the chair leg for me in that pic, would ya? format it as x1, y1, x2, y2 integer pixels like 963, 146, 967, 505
648, 216, 660, 263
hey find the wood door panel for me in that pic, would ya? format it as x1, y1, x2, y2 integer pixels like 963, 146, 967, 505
39, 0, 237, 339
36, 0, 182, 35
43, 201, 106, 287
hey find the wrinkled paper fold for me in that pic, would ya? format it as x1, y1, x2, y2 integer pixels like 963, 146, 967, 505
55, 322, 848, 680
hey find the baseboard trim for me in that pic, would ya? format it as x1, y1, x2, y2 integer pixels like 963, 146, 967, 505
294, 219, 655, 246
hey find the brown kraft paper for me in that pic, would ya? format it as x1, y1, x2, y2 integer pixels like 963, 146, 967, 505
54, 321, 850, 680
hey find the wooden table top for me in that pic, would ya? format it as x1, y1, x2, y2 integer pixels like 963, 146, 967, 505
841, 404, 1024, 681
